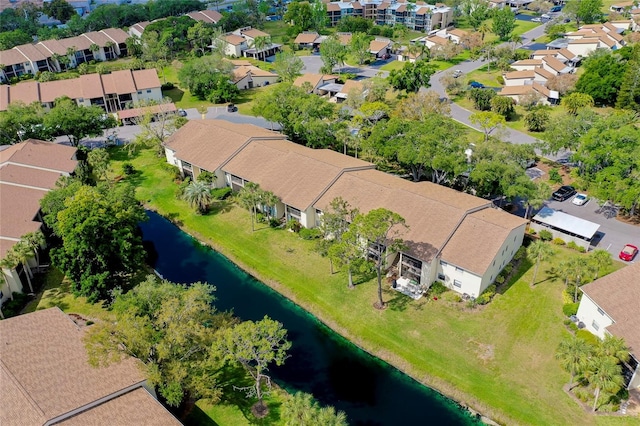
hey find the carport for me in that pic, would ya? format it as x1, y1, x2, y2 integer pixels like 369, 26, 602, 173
531, 206, 600, 250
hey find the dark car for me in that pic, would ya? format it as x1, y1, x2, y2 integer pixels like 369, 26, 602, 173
552, 185, 577, 201
177, 108, 187, 117
469, 81, 485, 89
227, 103, 238, 113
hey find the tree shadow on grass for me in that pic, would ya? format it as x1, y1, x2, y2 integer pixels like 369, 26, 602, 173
106, 146, 138, 162
183, 404, 219, 426
215, 364, 283, 425
207, 200, 234, 215
497, 258, 532, 294
385, 288, 428, 312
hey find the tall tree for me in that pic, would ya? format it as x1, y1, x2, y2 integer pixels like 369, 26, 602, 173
43, 0, 76, 23
556, 337, 592, 388
272, 51, 304, 82
394, 90, 450, 119
216, 316, 291, 414
238, 182, 264, 232
564, 0, 603, 26
354, 209, 407, 309
616, 45, 640, 111
574, 50, 627, 107
350, 32, 371, 65
388, 59, 435, 92
187, 21, 215, 57
85, 276, 233, 406
87, 148, 110, 182
469, 111, 505, 142
0, 101, 49, 145
43, 97, 116, 147
585, 355, 624, 412
588, 249, 612, 280
524, 181, 551, 219
4, 243, 34, 293
526, 240, 555, 287
320, 35, 347, 74
329, 225, 366, 288
42, 182, 146, 301
492, 8, 516, 41
566, 256, 596, 302
319, 197, 359, 274
130, 99, 186, 155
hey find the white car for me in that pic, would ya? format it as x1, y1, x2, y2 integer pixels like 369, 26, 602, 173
572, 193, 589, 206
531, 17, 541, 22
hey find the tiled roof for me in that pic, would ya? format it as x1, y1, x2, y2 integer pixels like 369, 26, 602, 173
225, 34, 246, 45
293, 73, 336, 90
0, 48, 28, 67
241, 28, 269, 39
511, 59, 543, 66
542, 56, 568, 72
369, 38, 391, 53
534, 67, 555, 80
187, 9, 223, 23
504, 70, 535, 79
0, 308, 180, 426
426, 35, 449, 46
100, 27, 129, 44
581, 263, 640, 355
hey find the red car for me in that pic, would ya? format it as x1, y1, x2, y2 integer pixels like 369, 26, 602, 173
619, 244, 638, 261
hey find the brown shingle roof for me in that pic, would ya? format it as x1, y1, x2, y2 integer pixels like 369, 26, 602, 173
440, 208, 526, 275
0, 184, 45, 245
293, 73, 336, 90
100, 27, 130, 44
327, 3, 341, 11
60, 34, 93, 51
504, 70, 535, 80
165, 120, 283, 173
241, 28, 269, 39
225, 34, 246, 45
0, 139, 77, 174
55, 388, 182, 426
581, 263, 640, 354
447, 28, 468, 38
534, 67, 555, 80
542, 55, 569, 72
314, 169, 491, 262
295, 32, 320, 44
14, 43, 50, 62
0, 48, 29, 66
369, 38, 391, 53
187, 10, 223, 23
37, 39, 68, 56
511, 59, 543, 67
104, 69, 138, 94
426, 35, 449, 47
5, 80, 40, 106
83, 31, 112, 47
0, 163, 62, 190
0, 308, 159, 426
337, 32, 353, 45
223, 139, 374, 210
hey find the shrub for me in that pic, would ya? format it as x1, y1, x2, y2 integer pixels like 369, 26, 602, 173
287, 219, 302, 233
161, 163, 182, 180
495, 275, 505, 284
562, 302, 579, 317
477, 284, 497, 305
577, 246, 586, 253
524, 108, 549, 132
574, 386, 593, 403
196, 170, 214, 185
476, 293, 491, 305
552, 237, 566, 245
427, 281, 448, 296
503, 263, 513, 275
122, 162, 136, 175
175, 176, 191, 198
568, 322, 578, 332
210, 187, 231, 200
496, 75, 505, 85
256, 213, 266, 223
528, 228, 537, 235
549, 168, 563, 184
161, 82, 175, 90
269, 218, 282, 228
299, 228, 322, 240
442, 291, 462, 303
2, 293, 29, 317
37, 71, 57, 82
466, 298, 478, 309
567, 241, 579, 250
514, 246, 526, 260
576, 329, 599, 346
490, 96, 515, 119
538, 230, 553, 241
468, 88, 496, 111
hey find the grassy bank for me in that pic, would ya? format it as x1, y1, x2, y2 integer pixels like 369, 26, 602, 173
109, 147, 637, 426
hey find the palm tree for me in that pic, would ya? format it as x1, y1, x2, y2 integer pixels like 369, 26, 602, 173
251, 36, 270, 61
597, 335, 630, 364
478, 22, 491, 41
89, 43, 101, 61
238, 182, 263, 232
182, 181, 213, 214
4, 244, 34, 293
556, 337, 591, 388
566, 257, 596, 302
585, 355, 624, 412
589, 249, 612, 280
525, 182, 551, 219
0, 257, 15, 301
527, 240, 555, 287
22, 231, 45, 269
260, 190, 280, 222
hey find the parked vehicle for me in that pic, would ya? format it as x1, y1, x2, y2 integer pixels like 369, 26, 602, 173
572, 193, 589, 206
453, 69, 463, 78
552, 185, 576, 201
177, 109, 187, 117
531, 17, 541, 22
227, 103, 238, 113
619, 244, 638, 261
469, 81, 485, 89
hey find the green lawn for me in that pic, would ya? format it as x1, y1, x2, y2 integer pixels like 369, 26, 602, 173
380, 60, 405, 71
106, 146, 638, 426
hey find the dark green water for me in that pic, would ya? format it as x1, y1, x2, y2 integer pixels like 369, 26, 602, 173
140, 211, 481, 425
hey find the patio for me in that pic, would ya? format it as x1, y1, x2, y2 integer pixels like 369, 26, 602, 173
393, 277, 424, 300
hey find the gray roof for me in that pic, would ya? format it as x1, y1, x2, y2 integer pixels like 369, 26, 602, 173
318, 83, 344, 93
532, 206, 600, 239
546, 38, 570, 49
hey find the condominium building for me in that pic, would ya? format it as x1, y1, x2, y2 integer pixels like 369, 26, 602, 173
326, 0, 453, 32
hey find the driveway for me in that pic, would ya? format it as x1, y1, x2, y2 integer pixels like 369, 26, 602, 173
542, 198, 640, 262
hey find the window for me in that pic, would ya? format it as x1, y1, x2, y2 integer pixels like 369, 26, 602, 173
138, 91, 142, 94
78, 98, 84, 102
437, 273, 445, 280
592, 320, 599, 331
440, 261, 448, 267
453, 280, 462, 288
146, 89, 152, 93
597, 307, 605, 316
455, 266, 463, 273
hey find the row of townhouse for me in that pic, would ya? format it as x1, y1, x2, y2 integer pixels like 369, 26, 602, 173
497, 49, 581, 105
576, 262, 640, 391
0, 69, 162, 113
324, 0, 453, 33
164, 120, 528, 299
0, 28, 130, 82
546, 21, 631, 57
219, 27, 282, 61
0, 140, 78, 304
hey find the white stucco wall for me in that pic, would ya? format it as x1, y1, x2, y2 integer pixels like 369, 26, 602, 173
136, 87, 163, 103
567, 43, 598, 57
576, 293, 614, 339
164, 147, 177, 167
504, 77, 533, 86
439, 260, 484, 297
251, 75, 279, 87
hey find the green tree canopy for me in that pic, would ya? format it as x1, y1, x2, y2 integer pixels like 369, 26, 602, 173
43, 97, 116, 147
281, 392, 348, 426
491, 8, 516, 41
272, 51, 304, 82
388, 59, 435, 92
178, 54, 234, 100
564, 0, 603, 26
574, 49, 627, 106
85, 276, 233, 406
41, 181, 147, 301
0, 101, 49, 145
43, 0, 76, 22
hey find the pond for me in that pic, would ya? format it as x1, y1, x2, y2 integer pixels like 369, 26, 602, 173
140, 211, 481, 425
